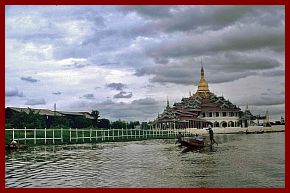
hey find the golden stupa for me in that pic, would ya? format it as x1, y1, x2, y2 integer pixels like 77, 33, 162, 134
191, 66, 213, 99
197, 66, 209, 92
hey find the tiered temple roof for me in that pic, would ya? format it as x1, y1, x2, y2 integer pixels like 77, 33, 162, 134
154, 66, 241, 124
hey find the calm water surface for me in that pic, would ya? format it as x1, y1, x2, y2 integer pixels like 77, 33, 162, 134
6, 132, 285, 188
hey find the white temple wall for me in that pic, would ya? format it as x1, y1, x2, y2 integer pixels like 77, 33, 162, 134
199, 116, 240, 127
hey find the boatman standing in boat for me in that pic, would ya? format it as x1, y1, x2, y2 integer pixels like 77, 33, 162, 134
176, 132, 184, 144
207, 125, 218, 146
9, 139, 18, 148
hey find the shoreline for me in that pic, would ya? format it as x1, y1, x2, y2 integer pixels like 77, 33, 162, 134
184, 125, 285, 135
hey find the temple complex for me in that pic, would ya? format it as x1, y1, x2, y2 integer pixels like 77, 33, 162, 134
151, 66, 268, 130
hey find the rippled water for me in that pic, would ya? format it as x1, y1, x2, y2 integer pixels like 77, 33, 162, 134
6, 132, 284, 188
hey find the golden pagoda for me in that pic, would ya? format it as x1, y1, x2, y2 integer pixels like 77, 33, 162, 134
192, 66, 213, 99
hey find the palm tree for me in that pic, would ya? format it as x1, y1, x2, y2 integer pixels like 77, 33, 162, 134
91, 110, 100, 127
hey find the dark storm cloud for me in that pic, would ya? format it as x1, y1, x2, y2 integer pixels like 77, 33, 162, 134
148, 69, 256, 85
107, 83, 126, 91
25, 98, 46, 105
145, 26, 284, 60
52, 91, 62, 95
206, 52, 282, 72
121, 6, 284, 37
21, 76, 39, 83
151, 6, 251, 32
153, 6, 283, 33
6, 6, 285, 121
5, 88, 24, 97
113, 91, 133, 99
135, 53, 274, 85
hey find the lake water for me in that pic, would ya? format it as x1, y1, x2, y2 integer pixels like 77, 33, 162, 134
5, 132, 285, 188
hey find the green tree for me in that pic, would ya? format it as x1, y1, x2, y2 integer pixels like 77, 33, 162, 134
6, 109, 47, 129
97, 119, 110, 129
111, 119, 126, 129
91, 110, 100, 127
49, 116, 70, 128
70, 116, 92, 128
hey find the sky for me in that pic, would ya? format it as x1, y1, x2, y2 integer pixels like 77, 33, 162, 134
5, 5, 285, 122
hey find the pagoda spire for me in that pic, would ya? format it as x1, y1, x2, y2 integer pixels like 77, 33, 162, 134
201, 58, 204, 78
166, 96, 169, 107
197, 65, 209, 93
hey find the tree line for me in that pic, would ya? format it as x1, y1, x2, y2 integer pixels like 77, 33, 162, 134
5, 108, 149, 129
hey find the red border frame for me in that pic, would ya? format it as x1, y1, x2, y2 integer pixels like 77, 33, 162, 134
1, 1, 288, 193
2, 0, 287, 5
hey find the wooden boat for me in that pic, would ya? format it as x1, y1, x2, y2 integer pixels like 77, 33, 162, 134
179, 138, 205, 149
5, 144, 28, 150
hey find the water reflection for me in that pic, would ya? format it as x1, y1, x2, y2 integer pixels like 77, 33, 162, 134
6, 133, 285, 188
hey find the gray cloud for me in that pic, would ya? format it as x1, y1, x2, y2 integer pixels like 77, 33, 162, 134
52, 91, 62, 95
113, 91, 133, 99
135, 56, 266, 85
25, 98, 46, 105
107, 83, 126, 91
64, 62, 90, 69
261, 69, 284, 77
119, 6, 173, 18
156, 6, 283, 33
243, 104, 284, 120
69, 97, 163, 121
5, 6, 285, 121
20, 76, 39, 83
98, 62, 120, 66
236, 94, 284, 107
5, 88, 24, 97
131, 97, 157, 105
81, 93, 95, 100
152, 6, 251, 33
145, 26, 284, 60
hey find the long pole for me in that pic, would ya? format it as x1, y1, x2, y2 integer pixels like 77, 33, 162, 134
44, 127, 46, 144
34, 128, 36, 144
90, 128, 92, 142
12, 128, 15, 141
122, 128, 124, 140
82, 129, 84, 143
61, 128, 63, 143
112, 128, 114, 141
24, 127, 27, 144
53, 128, 55, 144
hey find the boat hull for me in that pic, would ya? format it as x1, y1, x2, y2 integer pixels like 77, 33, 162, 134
179, 140, 205, 149
5, 145, 28, 150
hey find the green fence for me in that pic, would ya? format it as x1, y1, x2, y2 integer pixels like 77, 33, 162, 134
5, 127, 193, 145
